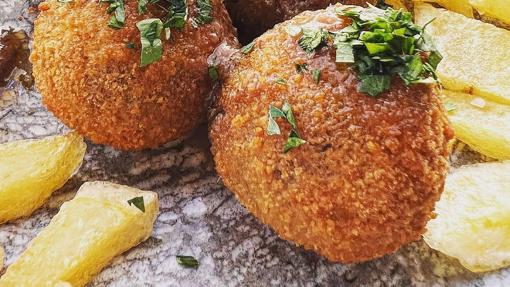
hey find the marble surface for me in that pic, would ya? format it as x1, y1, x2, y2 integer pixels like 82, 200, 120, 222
1, 1, 509, 286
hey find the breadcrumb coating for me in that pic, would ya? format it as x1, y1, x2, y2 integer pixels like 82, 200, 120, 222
31, 0, 235, 150
225, 0, 378, 43
210, 6, 453, 263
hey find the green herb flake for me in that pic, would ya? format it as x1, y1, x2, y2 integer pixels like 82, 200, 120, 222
335, 42, 354, 63
208, 65, 219, 82
358, 74, 391, 97
266, 102, 306, 152
176, 255, 199, 268
136, 18, 164, 67
126, 42, 136, 49
298, 28, 328, 53
127, 196, 145, 212
284, 132, 306, 153
137, 0, 148, 14
312, 69, 321, 84
165, 0, 188, 29
332, 5, 443, 97
192, 0, 213, 27
104, 0, 125, 29
274, 78, 287, 85
295, 63, 308, 73
242, 42, 255, 54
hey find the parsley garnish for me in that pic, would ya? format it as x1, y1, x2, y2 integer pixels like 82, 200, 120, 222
295, 63, 308, 73
176, 255, 199, 268
165, 0, 188, 29
127, 196, 145, 212
101, 0, 125, 29
137, 0, 148, 14
312, 69, 321, 84
126, 42, 135, 49
192, 0, 213, 27
274, 78, 287, 85
242, 42, 255, 54
208, 65, 219, 82
136, 18, 164, 67
332, 5, 442, 97
298, 29, 329, 53
267, 102, 306, 152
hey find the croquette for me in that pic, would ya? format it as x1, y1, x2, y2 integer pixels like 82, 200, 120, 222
209, 5, 453, 262
225, 0, 378, 43
31, 0, 236, 150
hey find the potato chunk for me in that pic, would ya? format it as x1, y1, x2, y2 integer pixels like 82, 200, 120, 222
0, 133, 86, 223
0, 181, 159, 287
415, 4, 510, 105
441, 90, 510, 160
415, 0, 473, 17
424, 161, 510, 272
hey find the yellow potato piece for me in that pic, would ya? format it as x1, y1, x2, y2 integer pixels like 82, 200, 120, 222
415, 0, 473, 17
415, 4, 510, 105
0, 245, 4, 272
469, 0, 510, 26
0, 181, 159, 287
424, 161, 510, 272
0, 133, 86, 223
441, 90, 510, 160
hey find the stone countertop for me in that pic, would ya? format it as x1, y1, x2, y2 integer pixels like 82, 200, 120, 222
1, 1, 509, 286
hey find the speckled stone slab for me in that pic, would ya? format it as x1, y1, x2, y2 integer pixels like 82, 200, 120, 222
1, 1, 509, 286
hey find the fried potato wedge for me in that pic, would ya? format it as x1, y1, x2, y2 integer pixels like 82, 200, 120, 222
415, 4, 510, 105
0, 132, 86, 223
415, 0, 473, 17
441, 90, 510, 160
0, 181, 159, 287
0, 245, 4, 272
469, 0, 510, 27
424, 161, 510, 272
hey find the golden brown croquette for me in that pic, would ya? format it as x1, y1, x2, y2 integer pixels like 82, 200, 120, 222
210, 5, 453, 262
225, 0, 378, 43
31, 0, 236, 150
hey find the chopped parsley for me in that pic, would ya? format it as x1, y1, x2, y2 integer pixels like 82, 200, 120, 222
137, 0, 149, 14
267, 102, 306, 152
136, 18, 164, 67
208, 65, 219, 82
242, 42, 255, 54
274, 78, 287, 85
126, 42, 136, 49
295, 63, 308, 73
176, 255, 199, 268
101, 0, 125, 29
331, 5, 442, 97
127, 196, 145, 212
312, 69, 321, 84
165, 0, 188, 29
298, 29, 329, 53
192, 0, 213, 27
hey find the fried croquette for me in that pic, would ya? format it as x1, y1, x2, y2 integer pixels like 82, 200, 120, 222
31, 0, 236, 150
225, 0, 378, 43
209, 5, 453, 262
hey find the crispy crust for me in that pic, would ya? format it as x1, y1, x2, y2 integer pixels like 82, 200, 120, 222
225, 0, 378, 43
210, 6, 453, 263
31, 0, 236, 150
